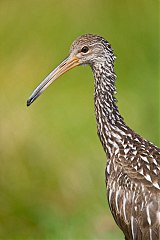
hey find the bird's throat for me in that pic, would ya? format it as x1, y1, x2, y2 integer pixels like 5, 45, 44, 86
92, 62, 125, 157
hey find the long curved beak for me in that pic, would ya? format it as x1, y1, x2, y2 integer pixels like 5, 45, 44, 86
27, 55, 79, 106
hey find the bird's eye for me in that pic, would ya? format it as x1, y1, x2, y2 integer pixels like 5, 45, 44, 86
81, 46, 89, 53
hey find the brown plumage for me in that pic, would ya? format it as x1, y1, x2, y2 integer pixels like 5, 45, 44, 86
27, 34, 160, 240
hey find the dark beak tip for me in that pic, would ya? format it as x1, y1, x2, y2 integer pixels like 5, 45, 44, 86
26, 99, 32, 107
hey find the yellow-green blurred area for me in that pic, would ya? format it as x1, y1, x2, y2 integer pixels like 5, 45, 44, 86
0, 0, 159, 239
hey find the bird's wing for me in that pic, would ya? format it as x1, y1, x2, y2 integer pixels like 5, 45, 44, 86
106, 138, 160, 239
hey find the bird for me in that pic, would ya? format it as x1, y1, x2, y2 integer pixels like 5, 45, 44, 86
27, 34, 160, 240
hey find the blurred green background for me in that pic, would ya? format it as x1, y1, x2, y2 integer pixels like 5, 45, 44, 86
0, 0, 159, 239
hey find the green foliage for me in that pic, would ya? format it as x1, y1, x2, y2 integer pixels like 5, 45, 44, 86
0, 0, 158, 239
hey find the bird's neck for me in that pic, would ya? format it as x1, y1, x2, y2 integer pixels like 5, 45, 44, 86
92, 62, 128, 158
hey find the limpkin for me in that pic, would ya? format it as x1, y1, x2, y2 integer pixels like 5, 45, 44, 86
27, 34, 160, 240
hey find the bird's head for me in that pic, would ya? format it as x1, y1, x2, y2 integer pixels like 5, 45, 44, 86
70, 34, 114, 66
27, 34, 114, 106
